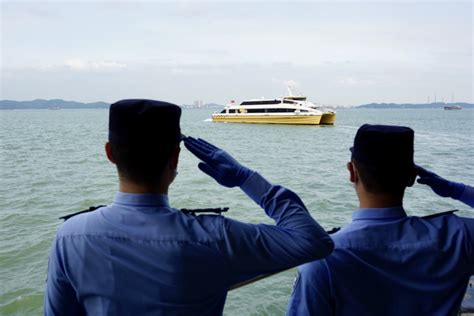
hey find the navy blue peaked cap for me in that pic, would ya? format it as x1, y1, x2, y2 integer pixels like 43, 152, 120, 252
351, 124, 414, 168
109, 99, 181, 146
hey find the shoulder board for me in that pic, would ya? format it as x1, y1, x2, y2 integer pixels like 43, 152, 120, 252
327, 227, 341, 234
422, 209, 458, 219
180, 207, 229, 215
59, 205, 106, 221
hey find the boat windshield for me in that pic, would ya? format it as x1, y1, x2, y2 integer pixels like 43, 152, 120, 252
240, 100, 281, 106
284, 97, 307, 101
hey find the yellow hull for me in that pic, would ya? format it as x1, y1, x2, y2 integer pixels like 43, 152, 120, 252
212, 114, 322, 125
320, 113, 336, 125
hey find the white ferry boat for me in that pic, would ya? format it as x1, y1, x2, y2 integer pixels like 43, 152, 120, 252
211, 88, 335, 125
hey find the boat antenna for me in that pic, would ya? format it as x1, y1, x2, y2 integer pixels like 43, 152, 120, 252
287, 85, 295, 96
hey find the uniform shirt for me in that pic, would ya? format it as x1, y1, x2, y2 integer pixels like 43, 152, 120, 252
45, 172, 333, 316
287, 207, 474, 316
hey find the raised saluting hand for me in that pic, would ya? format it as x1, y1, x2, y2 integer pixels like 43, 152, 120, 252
415, 165, 465, 199
184, 137, 253, 188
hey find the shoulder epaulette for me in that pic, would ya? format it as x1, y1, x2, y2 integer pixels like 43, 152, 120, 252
180, 207, 229, 215
59, 205, 106, 221
422, 209, 458, 219
327, 227, 341, 234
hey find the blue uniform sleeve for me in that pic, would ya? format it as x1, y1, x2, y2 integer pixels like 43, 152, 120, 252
458, 185, 474, 208
286, 261, 334, 316
44, 236, 83, 316
220, 172, 334, 286
459, 217, 474, 274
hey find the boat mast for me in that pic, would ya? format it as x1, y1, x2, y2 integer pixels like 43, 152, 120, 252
287, 85, 295, 97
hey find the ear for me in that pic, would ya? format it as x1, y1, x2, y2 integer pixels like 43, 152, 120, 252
406, 167, 417, 187
347, 161, 356, 183
105, 142, 116, 164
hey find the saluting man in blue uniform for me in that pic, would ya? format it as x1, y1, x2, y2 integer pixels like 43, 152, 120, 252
287, 124, 474, 316
44, 99, 334, 315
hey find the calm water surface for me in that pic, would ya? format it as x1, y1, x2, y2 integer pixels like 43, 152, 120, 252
1, 108, 473, 315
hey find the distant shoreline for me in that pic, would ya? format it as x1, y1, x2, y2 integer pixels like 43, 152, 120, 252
1, 99, 473, 110
356, 102, 474, 109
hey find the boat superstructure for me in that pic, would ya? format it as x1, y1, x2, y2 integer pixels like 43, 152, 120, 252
283, 87, 336, 125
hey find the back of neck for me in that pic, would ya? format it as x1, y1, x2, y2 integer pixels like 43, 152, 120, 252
358, 192, 403, 209
119, 179, 168, 195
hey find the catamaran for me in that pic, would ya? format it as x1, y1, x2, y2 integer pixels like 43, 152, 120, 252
211, 87, 335, 125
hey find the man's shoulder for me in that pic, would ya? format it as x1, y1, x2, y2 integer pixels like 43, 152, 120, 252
59, 205, 106, 221
327, 210, 473, 253
410, 210, 473, 232
183, 212, 226, 238
333, 210, 466, 233
412, 210, 465, 226
299, 257, 329, 277
420, 210, 458, 220
325, 223, 361, 243
57, 205, 108, 236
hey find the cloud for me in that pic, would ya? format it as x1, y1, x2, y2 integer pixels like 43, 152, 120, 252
90, 61, 127, 70
336, 77, 375, 86
27, 59, 128, 73
63, 58, 89, 71
62, 59, 127, 72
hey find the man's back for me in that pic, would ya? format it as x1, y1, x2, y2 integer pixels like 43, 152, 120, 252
46, 172, 333, 315
287, 207, 474, 316
48, 195, 229, 315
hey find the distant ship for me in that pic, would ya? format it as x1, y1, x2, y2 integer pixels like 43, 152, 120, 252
444, 105, 462, 110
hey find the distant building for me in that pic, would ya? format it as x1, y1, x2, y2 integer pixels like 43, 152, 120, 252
193, 100, 203, 108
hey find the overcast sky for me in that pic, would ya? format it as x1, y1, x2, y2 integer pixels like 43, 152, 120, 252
1, 1, 472, 106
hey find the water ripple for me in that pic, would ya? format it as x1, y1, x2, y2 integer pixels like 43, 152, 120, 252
1, 108, 473, 315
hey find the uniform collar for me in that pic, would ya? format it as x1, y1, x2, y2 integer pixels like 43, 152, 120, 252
113, 192, 170, 207
352, 206, 407, 222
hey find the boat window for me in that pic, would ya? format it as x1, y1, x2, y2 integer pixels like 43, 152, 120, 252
283, 100, 295, 104
246, 108, 266, 113
271, 108, 295, 113
244, 108, 295, 113
229, 109, 237, 113
240, 100, 281, 105
220, 110, 226, 113
285, 97, 306, 101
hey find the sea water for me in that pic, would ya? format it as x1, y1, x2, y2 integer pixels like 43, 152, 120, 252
1, 108, 473, 315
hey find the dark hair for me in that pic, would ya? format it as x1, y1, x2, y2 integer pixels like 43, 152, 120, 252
110, 141, 177, 185
353, 159, 413, 195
